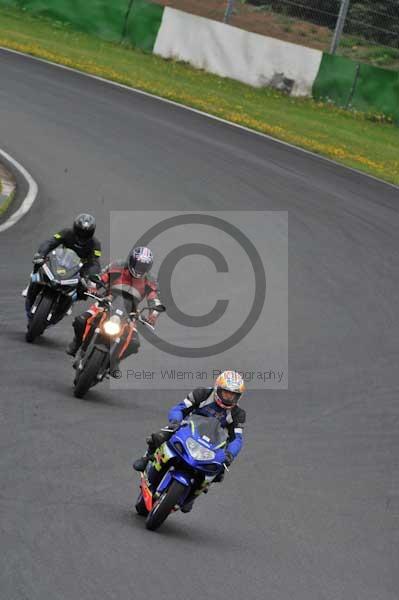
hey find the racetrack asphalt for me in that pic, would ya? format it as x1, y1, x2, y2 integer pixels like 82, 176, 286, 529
0, 48, 398, 600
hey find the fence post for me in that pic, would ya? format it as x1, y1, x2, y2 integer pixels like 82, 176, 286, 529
122, 0, 135, 42
224, 0, 235, 23
330, 0, 351, 54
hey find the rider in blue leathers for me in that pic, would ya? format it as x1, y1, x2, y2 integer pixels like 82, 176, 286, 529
133, 371, 246, 511
168, 390, 244, 458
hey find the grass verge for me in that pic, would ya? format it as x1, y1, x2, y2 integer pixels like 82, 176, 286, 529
0, 190, 15, 217
0, 7, 398, 185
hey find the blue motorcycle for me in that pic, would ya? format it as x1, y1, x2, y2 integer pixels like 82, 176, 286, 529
136, 415, 229, 531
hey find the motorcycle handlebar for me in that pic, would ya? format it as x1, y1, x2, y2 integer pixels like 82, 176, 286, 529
83, 296, 164, 330
137, 315, 155, 331
82, 297, 155, 328
84, 292, 111, 304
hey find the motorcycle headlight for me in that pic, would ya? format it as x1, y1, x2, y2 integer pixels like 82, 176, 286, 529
103, 315, 121, 336
186, 437, 215, 461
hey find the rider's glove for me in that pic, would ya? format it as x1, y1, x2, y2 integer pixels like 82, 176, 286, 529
32, 252, 45, 265
224, 451, 234, 467
89, 274, 102, 285
167, 421, 181, 432
80, 277, 96, 291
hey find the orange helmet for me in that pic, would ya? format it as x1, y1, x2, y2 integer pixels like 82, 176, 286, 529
214, 370, 245, 409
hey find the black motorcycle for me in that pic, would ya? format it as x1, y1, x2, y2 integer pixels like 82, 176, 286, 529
26, 246, 82, 343
73, 291, 165, 398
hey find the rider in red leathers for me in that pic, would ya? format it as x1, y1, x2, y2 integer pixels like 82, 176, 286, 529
66, 246, 162, 358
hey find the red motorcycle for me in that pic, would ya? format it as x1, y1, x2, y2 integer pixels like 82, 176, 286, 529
73, 291, 164, 398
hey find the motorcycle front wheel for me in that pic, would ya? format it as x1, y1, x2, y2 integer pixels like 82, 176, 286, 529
73, 347, 107, 399
145, 480, 186, 531
26, 290, 53, 343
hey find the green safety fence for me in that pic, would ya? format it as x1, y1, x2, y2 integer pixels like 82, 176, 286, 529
124, 0, 164, 51
352, 63, 399, 122
0, 0, 132, 43
312, 54, 358, 108
313, 53, 399, 124
0, 0, 164, 46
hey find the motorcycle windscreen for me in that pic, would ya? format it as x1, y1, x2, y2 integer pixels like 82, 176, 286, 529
188, 415, 228, 447
48, 246, 81, 279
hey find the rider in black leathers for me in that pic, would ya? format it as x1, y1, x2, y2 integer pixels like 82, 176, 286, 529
24, 214, 102, 317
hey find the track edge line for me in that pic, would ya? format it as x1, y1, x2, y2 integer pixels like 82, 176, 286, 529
0, 146, 38, 233
0, 45, 398, 192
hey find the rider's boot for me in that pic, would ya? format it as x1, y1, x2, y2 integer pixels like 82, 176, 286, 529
181, 498, 195, 513
133, 434, 160, 471
133, 425, 180, 472
66, 336, 80, 357
67, 315, 86, 357
133, 451, 152, 472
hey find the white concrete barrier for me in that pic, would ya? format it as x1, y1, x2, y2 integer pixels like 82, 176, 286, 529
154, 8, 323, 96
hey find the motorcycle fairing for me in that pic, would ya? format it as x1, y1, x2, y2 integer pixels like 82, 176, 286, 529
147, 418, 228, 511
140, 472, 154, 512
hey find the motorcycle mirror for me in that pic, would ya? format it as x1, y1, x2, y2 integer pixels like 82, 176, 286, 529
153, 304, 166, 313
